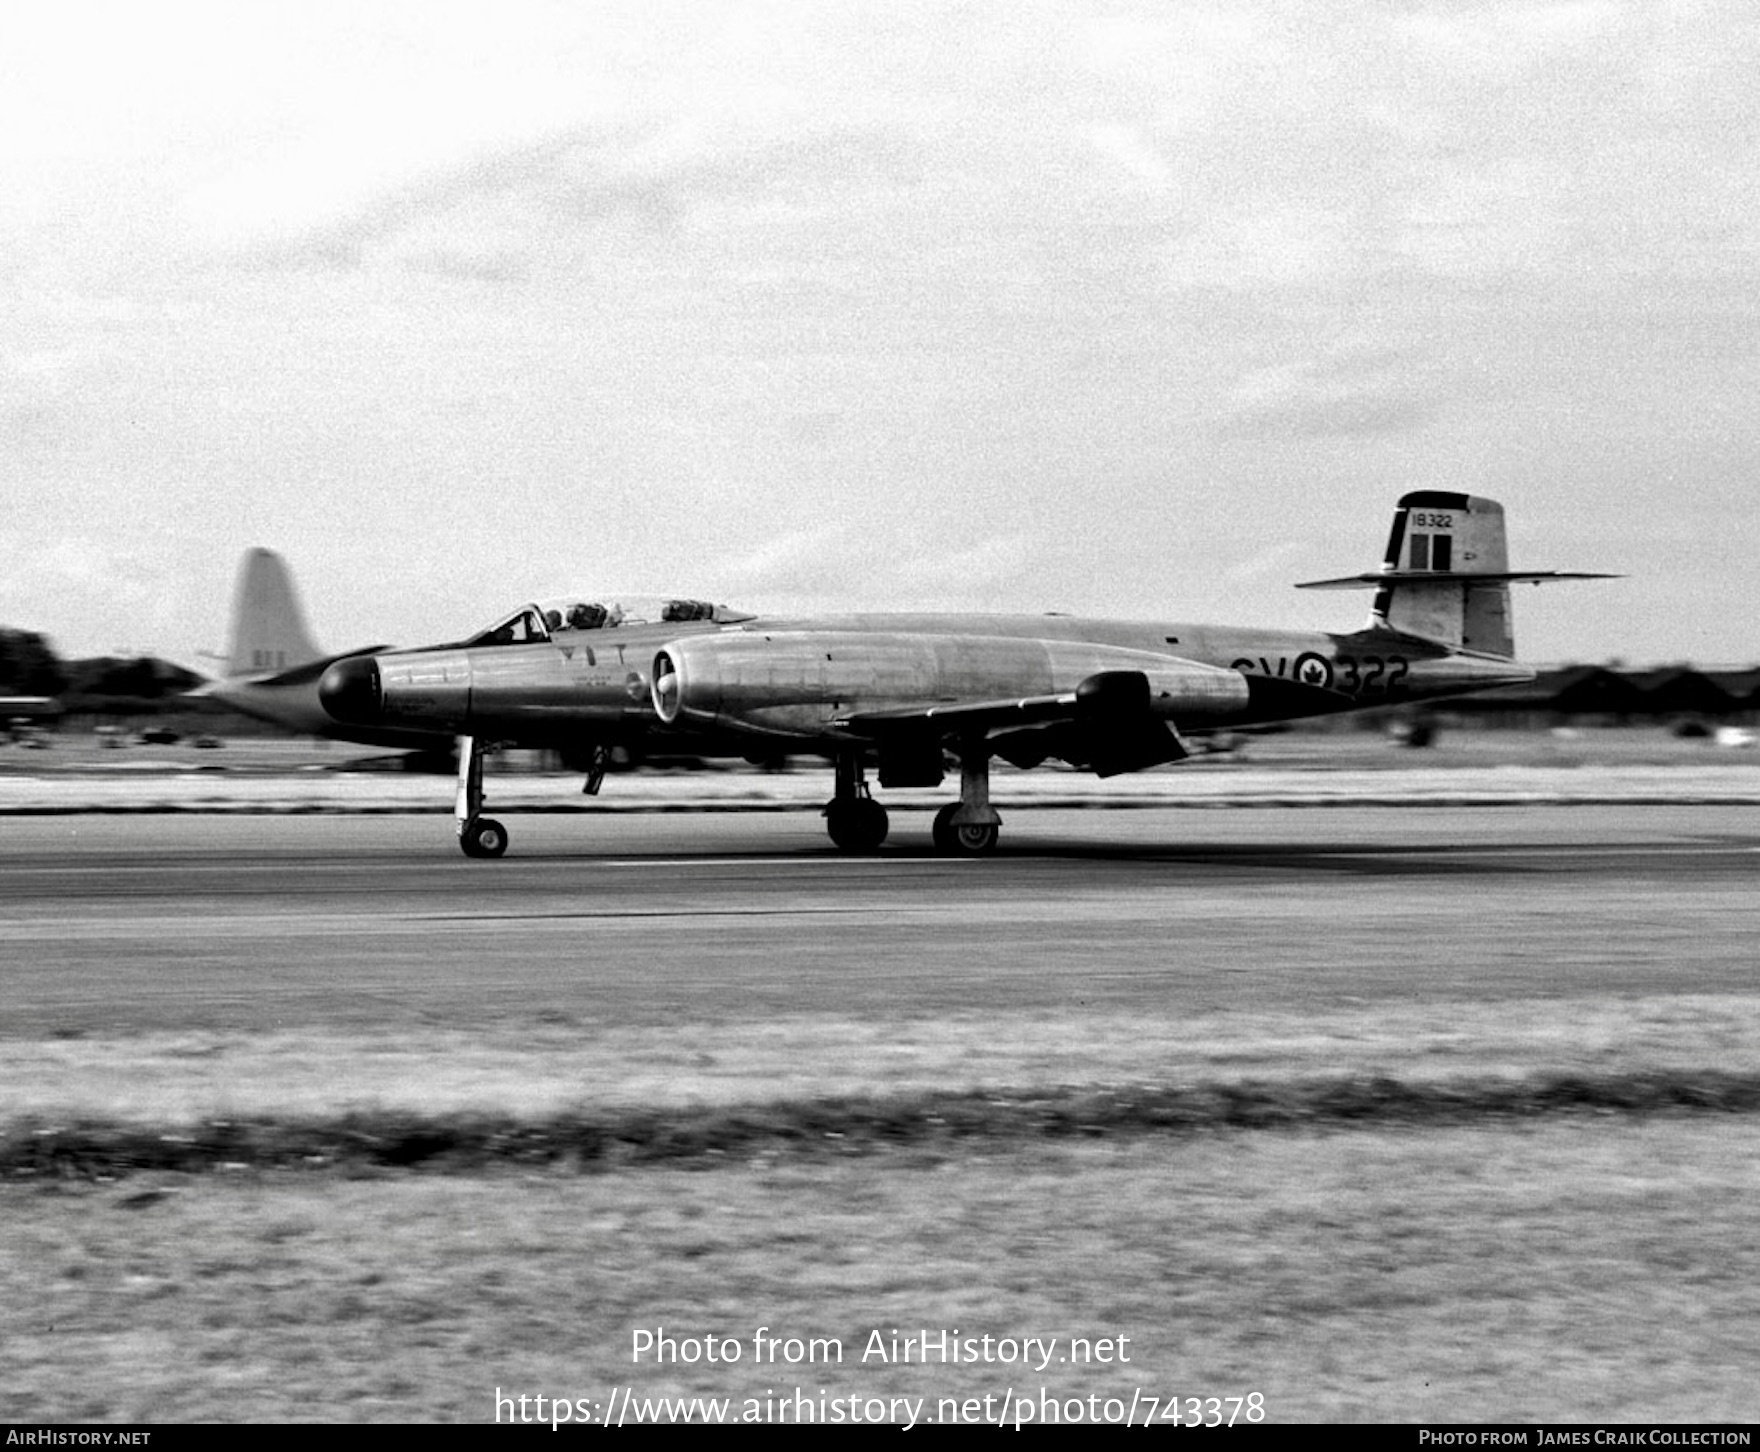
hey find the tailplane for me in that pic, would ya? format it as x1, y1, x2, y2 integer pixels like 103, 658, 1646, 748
224, 548, 323, 678
1297, 492, 1614, 658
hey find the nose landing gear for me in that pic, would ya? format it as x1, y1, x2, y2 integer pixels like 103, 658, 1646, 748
461, 815, 509, 858
456, 734, 509, 858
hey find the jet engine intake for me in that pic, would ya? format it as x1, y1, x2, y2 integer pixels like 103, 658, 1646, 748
651, 649, 684, 723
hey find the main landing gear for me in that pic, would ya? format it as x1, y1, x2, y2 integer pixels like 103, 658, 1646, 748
930, 745, 1002, 856
823, 753, 889, 852
930, 803, 999, 856
456, 734, 508, 858
823, 744, 1003, 856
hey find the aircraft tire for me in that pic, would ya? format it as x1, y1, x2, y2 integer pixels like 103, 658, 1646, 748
826, 798, 888, 852
461, 817, 510, 859
948, 821, 1000, 857
932, 803, 998, 856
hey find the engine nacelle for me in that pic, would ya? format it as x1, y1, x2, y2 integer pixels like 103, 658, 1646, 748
325, 641, 665, 737
651, 631, 1249, 736
369, 648, 474, 728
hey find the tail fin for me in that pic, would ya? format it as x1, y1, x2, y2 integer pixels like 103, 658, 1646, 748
1297, 492, 1615, 659
224, 548, 323, 677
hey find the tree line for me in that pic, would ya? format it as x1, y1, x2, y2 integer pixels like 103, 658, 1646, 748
1, 627, 200, 708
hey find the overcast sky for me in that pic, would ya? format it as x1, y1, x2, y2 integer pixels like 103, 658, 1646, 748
3, 0, 1756, 666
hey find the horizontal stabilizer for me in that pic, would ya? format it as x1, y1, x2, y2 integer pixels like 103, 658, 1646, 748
1297, 570, 1619, 591
1298, 493, 1614, 657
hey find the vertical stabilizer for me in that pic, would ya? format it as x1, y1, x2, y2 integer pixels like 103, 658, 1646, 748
1297, 493, 1611, 658
1372, 491, 1514, 657
225, 548, 322, 677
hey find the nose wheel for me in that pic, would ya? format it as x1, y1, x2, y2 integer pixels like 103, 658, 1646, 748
455, 734, 510, 858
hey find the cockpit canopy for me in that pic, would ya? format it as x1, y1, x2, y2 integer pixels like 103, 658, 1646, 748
464, 596, 753, 648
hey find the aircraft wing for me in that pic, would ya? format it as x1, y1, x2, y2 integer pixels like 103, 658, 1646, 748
840, 670, 1356, 736
837, 667, 1200, 735
837, 691, 1080, 733
836, 671, 1209, 778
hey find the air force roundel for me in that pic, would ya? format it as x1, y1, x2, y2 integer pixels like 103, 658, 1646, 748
1295, 652, 1334, 689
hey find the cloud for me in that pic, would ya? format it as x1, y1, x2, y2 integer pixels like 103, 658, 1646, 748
0, 536, 162, 649
1212, 343, 1439, 440
235, 119, 917, 284
709, 526, 1048, 615
714, 527, 863, 601
0, 339, 118, 454
1085, 124, 1172, 191
1221, 542, 1308, 585
890, 535, 1046, 605
0, 401, 78, 454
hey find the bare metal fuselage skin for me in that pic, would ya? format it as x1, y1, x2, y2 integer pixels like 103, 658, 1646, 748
361, 620, 708, 743
337, 613, 1529, 752
201, 655, 455, 754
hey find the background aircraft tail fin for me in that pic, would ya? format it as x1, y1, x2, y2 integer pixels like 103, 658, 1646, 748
1296, 493, 1614, 659
224, 548, 323, 678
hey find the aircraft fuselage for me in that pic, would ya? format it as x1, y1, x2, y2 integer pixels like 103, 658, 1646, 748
332, 612, 1529, 747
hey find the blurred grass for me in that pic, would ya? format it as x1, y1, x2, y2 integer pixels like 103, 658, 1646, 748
7, 978, 1759, 1422
9, 1070, 1760, 1178
7, 993, 1760, 1124
5, 1125, 1758, 1423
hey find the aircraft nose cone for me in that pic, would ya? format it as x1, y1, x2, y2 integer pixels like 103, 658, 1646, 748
318, 656, 382, 724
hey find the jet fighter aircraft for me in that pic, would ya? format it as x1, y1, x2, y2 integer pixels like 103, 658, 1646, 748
319, 493, 1609, 857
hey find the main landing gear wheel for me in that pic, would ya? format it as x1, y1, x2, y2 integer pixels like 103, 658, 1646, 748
825, 797, 889, 852
932, 803, 1000, 856
460, 817, 509, 859
953, 822, 1000, 855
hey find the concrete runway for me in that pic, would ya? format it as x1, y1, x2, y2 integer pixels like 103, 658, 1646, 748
2, 804, 1755, 1038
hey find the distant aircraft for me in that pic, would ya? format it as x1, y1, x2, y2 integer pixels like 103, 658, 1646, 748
319, 493, 1611, 857
3, 696, 59, 746
191, 548, 452, 755
1, 696, 59, 718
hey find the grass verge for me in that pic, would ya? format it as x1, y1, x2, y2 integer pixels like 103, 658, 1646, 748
8, 1070, 1760, 1178
6, 1125, 1758, 1423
